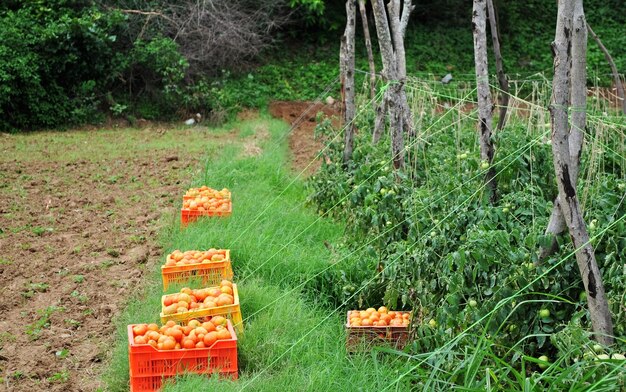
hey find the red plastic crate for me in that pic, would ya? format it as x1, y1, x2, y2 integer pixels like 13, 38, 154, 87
161, 250, 233, 290
345, 311, 411, 352
128, 320, 238, 392
181, 201, 232, 226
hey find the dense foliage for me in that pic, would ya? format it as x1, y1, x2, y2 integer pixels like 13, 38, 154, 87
307, 83, 626, 379
0, 1, 192, 130
1, 0, 623, 131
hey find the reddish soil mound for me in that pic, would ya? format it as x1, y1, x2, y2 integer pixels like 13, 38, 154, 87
268, 101, 341, 175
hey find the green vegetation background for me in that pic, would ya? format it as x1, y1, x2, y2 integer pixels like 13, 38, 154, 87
1, 0, 624, 131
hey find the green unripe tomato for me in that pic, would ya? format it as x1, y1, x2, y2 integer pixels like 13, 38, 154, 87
480, 161, 489, 170
539, 309, 550, 318
502, 207, 509, 213
583, 351, 595, 361
592, 344, 603, 353
538, 355, 550, 370
468, 299, 478, 308
428, 319, 437, 328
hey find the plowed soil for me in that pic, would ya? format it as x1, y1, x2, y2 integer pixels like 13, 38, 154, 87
0, 126, 233, 391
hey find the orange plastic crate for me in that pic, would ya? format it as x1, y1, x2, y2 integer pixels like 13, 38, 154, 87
160, 284, 243, 334
161, 250, 234, 290
181, 201, 232, 226
345, 311, 410, 351
128, 320, 238, 392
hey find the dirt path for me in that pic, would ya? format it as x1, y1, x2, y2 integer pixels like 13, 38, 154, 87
268, 101, 340, 175
0, 126, 233, 391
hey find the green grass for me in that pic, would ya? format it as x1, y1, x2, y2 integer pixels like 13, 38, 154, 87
103, 115, 411, 391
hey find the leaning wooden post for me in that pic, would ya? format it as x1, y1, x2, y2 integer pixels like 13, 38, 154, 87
550, 0, 614, 345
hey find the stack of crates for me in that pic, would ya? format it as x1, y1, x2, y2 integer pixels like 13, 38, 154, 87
128, 186, 242, 391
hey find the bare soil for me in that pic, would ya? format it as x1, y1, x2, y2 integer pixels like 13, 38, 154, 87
0, 126, 233, 391
268, 101, 341, 175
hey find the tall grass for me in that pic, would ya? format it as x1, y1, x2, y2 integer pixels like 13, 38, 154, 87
103, 116, 411, 391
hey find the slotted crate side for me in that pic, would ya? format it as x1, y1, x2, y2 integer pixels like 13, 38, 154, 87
161, 251, 233, 290
181, 202, 232, 225
160, 284, 244, 334
128, 321, 238, 392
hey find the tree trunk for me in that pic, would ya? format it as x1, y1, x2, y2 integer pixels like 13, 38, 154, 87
539, 0, 587, 261
340, 0, 357, 164
371, 0, 404, 169
472, 0, 498, 203
388, 0, 415, 138
486, 0, 509, 131
358, 0, 377, 100
587, 24, 626, 115
550, 0, 614, 345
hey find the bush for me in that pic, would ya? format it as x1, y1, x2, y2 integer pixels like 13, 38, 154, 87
0, 2, 124, 130
0, 2, 199, 130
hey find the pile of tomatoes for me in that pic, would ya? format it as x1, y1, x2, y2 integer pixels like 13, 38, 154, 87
348, 307, 411, 327
131, 318, 232, 350
164, 249, 228, 267
162, 281, 235, 316
183, 187, 231, 212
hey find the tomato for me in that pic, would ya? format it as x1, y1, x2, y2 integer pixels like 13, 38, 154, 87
132, 324, 148, 336
182, 339, 195, 349
203, 332, 218, 346
216, 294, 233, 306
168, 328, 183, 342
188, 320, 201, 328
162, 338, 176, 350
216, 328, 231, 340
208, 288, 222, 297
211, 316, 226, 326
220, 286, 233, 295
